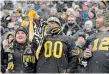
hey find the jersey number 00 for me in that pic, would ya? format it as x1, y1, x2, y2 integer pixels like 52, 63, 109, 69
44, 41, 63, 58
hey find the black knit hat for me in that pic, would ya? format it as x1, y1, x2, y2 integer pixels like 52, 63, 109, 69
15, 26, 28, 36
78, 32, 86, 39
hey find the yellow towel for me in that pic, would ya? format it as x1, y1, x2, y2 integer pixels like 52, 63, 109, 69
29, 19, 34, 42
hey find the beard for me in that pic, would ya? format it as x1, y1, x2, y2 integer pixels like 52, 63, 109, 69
96, 23, 100, 29
96, 23, 104, 29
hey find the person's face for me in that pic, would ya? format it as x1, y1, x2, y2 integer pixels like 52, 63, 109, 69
75, 11, 80, 17
96, 15, 104, 29
47, 22, 59, 30
8, 35, 14, 42
16, 31, 27, 43
50, 8, 57, 15
68, 17, 76, 24
83, 5, 89, 11
41, 3, 47, 9
77, 36, 86, 45
84, 24, 92, 32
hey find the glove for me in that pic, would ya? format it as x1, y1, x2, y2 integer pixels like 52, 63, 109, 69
8, 61, 14, 70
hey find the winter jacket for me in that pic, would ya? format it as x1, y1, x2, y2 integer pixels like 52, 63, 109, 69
8, 41, 36, 73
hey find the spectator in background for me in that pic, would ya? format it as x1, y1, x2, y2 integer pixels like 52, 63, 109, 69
66, 8, 75, 16
38, 1, 50, 20
49, 7, 58, 17
83, 20, 96, 39
64, 1, 73, 8
72, 20, 96, 41
3, 1, 14, 10
73, 5, 84, 28
61, 8, 74, 24
75, 32, 86, 50
74, 32, 86, 73
1, 10, 11, 29
63, 15, 81, 36
88, 9, 96, 28
2, 32, 15, 52
56, 1, 65, 12
81, 2, 89, 21
2, 32, 15, 73
47, 1, 56, 9
83, 9, 109, 73
34, 0, 40, 11
49, 7, 62, 23
7, 14, 17, 31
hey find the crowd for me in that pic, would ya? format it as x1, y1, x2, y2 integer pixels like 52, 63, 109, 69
0, 0, 109, 73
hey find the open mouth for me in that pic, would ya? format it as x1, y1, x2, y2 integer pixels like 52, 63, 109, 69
18, 36, 24, 39
18, 37, 24, 40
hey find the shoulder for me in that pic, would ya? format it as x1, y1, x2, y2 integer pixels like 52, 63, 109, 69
60, 35, 75, 45
87, 33, 97, 41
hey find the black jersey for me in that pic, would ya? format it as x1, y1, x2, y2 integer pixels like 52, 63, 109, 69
85, 30, 109, 73
36, 34, 78, 73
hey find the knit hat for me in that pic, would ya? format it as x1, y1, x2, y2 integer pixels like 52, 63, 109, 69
15, 26, 28, 36
78, 32, 86, 39
103, 8, 109, 27
96, 9, 109, 27
85, 20, 93, 28
47, 17, 61, 26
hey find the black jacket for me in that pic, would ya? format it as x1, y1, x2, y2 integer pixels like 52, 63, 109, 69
85, 30, 109, 73
36, 34, 78, 73
63, 23, 82, 36
8, 41, 36, 73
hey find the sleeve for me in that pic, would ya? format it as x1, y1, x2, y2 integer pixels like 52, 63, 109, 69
7, 52, 14, 70
84, 33, 96, 48
31, 37, 39, 52
7, 43, 14, 70
66, 37, 79, 73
